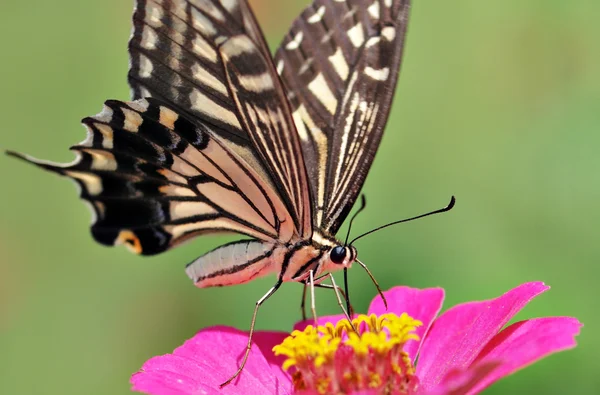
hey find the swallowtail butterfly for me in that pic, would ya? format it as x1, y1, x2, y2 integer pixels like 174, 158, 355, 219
8, 0, 454, 385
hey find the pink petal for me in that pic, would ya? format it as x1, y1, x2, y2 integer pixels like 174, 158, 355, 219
131, 326, 292, 395
425, 361, 502, 395
416, 282, 549, 390
466, 317, 582, 393
369, 286, 445, 362
252, 331, 292, 386
131, 370, 216, 395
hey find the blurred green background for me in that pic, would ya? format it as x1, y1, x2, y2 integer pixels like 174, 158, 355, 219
0, 0, 598, 394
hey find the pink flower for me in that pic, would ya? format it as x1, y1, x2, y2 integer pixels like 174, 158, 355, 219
131, 282, 581, 394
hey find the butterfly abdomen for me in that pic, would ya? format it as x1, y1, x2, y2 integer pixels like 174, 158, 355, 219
186, 240, 278, 287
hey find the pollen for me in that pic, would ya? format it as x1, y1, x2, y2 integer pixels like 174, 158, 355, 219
273, 313, 422, 394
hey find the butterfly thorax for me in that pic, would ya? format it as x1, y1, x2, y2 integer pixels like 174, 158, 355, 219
278, 231, 357, 283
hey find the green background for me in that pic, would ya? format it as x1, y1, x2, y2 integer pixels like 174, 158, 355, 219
0, 0, 597, 394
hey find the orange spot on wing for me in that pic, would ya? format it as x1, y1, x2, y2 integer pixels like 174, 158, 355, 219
116, 230, 143, 254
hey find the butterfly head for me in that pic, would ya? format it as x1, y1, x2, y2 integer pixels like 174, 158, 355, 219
328, 245, 357, 268
306, 243, 356, 280
308, 232, 357, 276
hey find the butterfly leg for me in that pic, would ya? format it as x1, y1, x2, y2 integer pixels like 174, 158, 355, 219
328, 273, 357, 333
220, 279, 283, 388
299, 276, 355, 321
300, 272, 325, 321
299, 272, 329, 320
309, 270, 318, 326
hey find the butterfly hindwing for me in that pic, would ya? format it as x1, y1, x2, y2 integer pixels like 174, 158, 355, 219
129, 0, 312, 237
8, 98, 295, 255
274, 0, 411, 233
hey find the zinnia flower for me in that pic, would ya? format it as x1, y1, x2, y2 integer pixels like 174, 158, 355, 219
131, 282, 581, 394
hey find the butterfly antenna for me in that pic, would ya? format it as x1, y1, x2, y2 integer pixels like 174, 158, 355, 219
344, 194, 367, 245
356, 259, 387, 309
349, 196, 456, 245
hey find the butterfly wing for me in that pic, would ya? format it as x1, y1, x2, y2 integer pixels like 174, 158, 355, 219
8, 98, 294, 255
274, 0, 411, 233
129, 0, 312, 237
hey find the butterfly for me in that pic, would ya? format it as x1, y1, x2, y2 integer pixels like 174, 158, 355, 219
7, 0, 454, 386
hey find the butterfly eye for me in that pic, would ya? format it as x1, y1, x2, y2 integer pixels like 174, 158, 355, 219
330, 246, 347, 264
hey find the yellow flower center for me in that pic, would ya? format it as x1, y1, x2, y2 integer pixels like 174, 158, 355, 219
273, 313, 422, 394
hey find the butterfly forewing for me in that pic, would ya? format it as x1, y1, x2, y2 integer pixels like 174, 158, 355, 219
129, 0, 312, 237
274, 0, 411, 233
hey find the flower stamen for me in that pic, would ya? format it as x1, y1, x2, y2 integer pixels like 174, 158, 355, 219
273, 313, 422, 394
